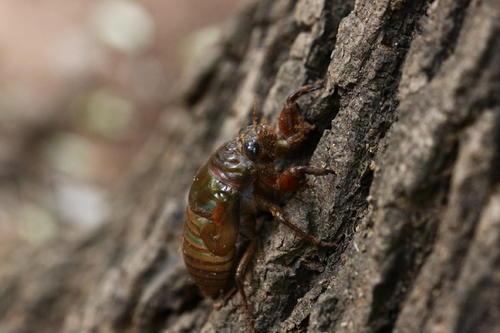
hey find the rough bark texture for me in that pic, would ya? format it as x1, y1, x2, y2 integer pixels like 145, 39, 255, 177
1, 0, 499, 332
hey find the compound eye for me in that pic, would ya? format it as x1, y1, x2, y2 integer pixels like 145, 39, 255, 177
244, 139, 260, 160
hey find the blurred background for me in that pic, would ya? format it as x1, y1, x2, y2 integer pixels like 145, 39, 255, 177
0, 0, 247, 264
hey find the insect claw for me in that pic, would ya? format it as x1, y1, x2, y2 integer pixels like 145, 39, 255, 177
316, 161, 334, 173
309, 79, 325, 91
324, 168, 336, 175
319, 240, 338, 248
213, 300, 224, 310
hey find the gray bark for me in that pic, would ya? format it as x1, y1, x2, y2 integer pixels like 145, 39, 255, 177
1, 0, 499, 332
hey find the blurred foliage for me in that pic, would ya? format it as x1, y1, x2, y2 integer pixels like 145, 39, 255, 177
0, 0, 247, 260
92, 0, 154, 54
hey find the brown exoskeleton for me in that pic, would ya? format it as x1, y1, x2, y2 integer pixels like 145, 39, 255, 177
182, 82, 336, 328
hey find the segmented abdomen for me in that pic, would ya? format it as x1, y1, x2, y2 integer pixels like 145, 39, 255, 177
182, 208, 235, 298
183, 140, 252, 298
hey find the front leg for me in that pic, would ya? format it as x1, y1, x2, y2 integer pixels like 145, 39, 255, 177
275, 165, 335, 196
254, 164, 335, 199
276, 82, 322, 154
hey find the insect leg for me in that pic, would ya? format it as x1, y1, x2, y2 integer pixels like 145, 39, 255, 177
272, 165, 335, 197
213, 287, 236, 310
235, 240, 257, 328
276, 82, 323, 152
257, 198, 337, 248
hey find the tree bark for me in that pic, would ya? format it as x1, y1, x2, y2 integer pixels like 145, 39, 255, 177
1, 0, 499, 332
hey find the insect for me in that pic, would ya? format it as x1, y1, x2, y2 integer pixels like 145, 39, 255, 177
182, 82, 336, 325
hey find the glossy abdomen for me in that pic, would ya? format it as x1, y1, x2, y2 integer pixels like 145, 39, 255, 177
182, 140, 253, 298
182, 207, 235, 298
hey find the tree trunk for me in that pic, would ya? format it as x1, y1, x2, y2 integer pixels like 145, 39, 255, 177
1, 0, 499, 332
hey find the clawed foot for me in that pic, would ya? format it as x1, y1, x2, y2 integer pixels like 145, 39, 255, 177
213, 287, 237, 310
